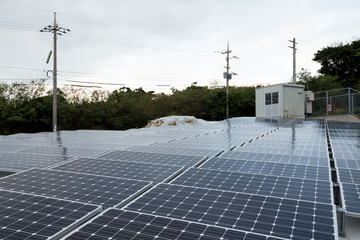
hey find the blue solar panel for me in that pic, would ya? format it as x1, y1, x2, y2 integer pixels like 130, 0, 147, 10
337, 168, 360, 184
341, 183, 360, 216
18, 146, 109, 158
171, 168, 333, 204
97, 150, 206, 167
126, 183, 338, 240
127, 145, 221, 157
53, 158, 183, 183
201, 157, 330, 181
0, 189, 101, 239
0, 168, 152, 208
219, 151, 329, 166
0, 152, 70, 172
65, 208, 284, 240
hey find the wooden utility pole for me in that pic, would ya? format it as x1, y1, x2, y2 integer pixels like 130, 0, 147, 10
41, 12, 70, 132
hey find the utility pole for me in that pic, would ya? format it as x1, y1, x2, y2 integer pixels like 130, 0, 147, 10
288, 38, 297, 84
41, 12, 70, 132
221, 41, 238, 119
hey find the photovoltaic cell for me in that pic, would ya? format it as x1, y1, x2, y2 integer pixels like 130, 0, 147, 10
96, 150, 205, 167
53, 158, 183, 183
341, 183, 360, 216
201, 157, 330, 181
171, 168, 332, 204
0, 189, 101, 240
65, 208, 284, 240
0, 168, 152, 208
126, 183, 337, 240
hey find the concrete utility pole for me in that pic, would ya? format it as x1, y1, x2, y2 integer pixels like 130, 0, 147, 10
221, 41, 238, 119
41, 12, 70, 132
289, 38, 297, 84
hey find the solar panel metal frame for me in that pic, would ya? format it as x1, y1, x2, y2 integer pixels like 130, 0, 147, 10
0, 189, 102, 240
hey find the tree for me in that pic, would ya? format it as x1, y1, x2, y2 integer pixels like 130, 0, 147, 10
313, 40, 360, 88
297, 69, 342, 92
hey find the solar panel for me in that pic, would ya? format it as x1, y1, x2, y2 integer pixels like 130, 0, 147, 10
171, 168, 333, 204
335, 159, 360, 170
97, 150, 206, 167
126, 183, 338, 240
0, 144, 33, 153
127, 145, 221, 157
53, 158, 183, 183
0, 152, 70, 172
0, 168, 152, 208
333, 151, 360, 161
220, 151, 329, 166
337, 168, 360, 184
65, 208, 284, 240
232, 145, 328, 158
201, 157, 330, 181
341, 183, 360, 217
18, 146, 110, 158
0, 189, 101, 239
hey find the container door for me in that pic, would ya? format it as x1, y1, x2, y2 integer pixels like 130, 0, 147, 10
264, 92, 279, 117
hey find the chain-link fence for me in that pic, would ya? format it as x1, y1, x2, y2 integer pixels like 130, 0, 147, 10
312, 88, 360, 117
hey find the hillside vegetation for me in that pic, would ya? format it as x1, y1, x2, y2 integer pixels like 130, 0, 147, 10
0, 82, 255, 134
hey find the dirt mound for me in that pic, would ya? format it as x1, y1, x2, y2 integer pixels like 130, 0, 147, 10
145, 116, 211, 128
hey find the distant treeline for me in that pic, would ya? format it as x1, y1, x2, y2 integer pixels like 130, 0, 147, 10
0, 81, 255, 135
2, 39, 359, 135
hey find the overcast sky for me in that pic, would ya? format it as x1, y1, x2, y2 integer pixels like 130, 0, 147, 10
1, 0, 359, 93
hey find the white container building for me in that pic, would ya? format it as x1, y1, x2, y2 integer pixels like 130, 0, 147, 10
255, 83, 305, 118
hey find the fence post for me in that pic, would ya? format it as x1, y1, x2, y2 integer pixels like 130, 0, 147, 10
348, 88, 351, 115
352, 93, 354, 115
326, 91, 329, 116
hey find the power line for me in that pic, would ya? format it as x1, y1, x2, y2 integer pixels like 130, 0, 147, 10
0, 65, 43, 71
0, 64, 218, 84
65, 79, 125, 86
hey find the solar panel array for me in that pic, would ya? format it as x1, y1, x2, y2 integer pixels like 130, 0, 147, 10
1, 117, 358, 239
328, 121, 360, 218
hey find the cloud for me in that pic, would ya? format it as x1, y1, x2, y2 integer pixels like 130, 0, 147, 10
1, 0, 360, 93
